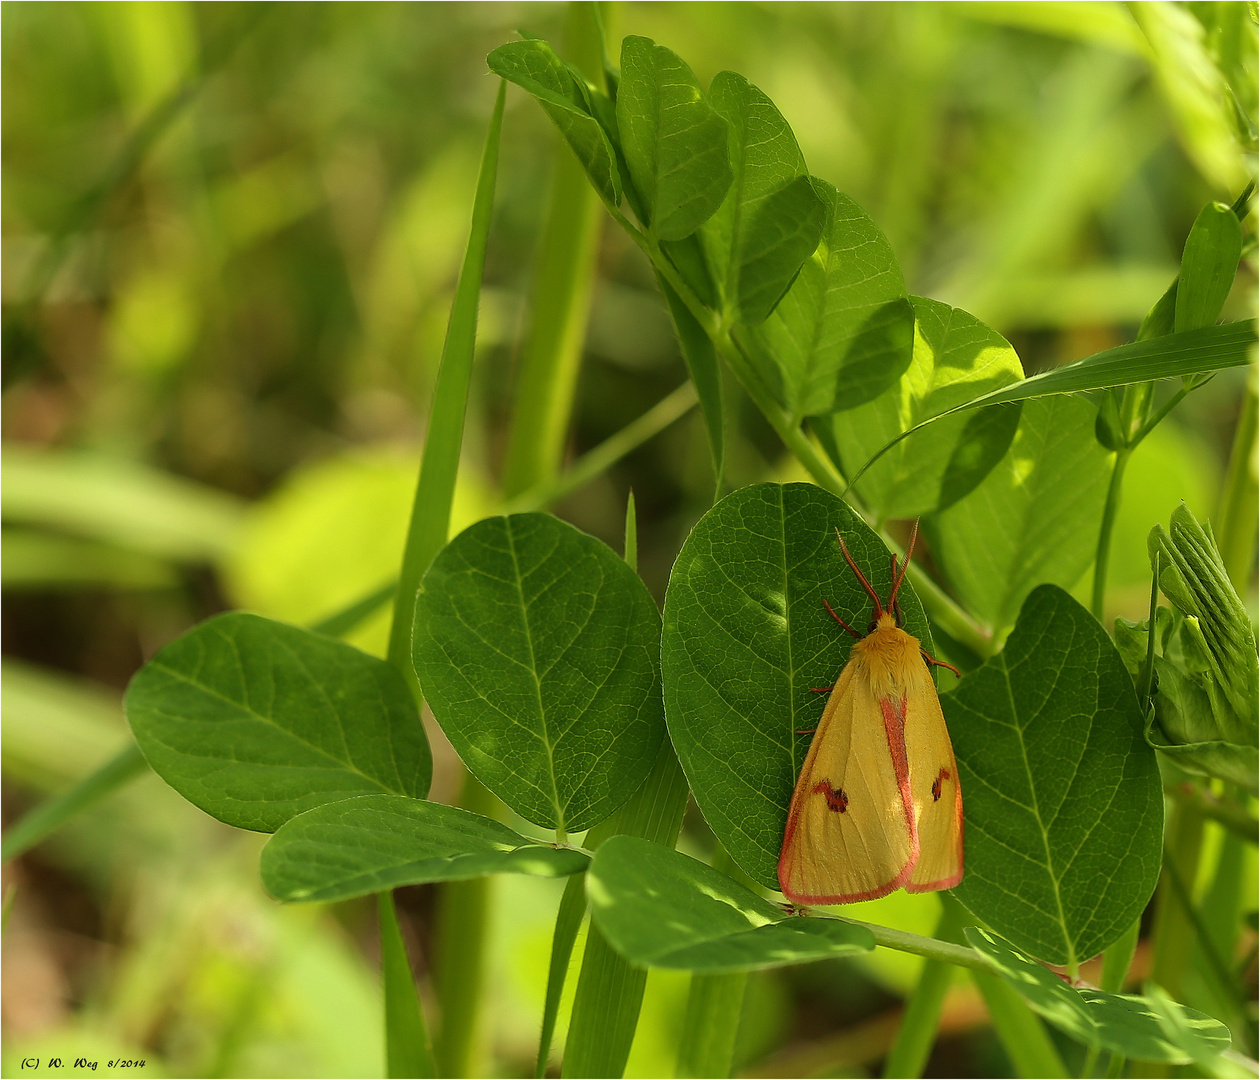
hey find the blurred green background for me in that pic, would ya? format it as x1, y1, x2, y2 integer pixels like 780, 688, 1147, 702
3, 2, 1255, 1076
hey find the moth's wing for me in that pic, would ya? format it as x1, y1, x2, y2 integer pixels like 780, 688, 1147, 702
778, 663, 917, 905
902, 661, 963, 892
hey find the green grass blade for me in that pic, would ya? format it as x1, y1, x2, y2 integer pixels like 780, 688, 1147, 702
562, 741, 690, 1078
501, 381, 697, 515
312, 580, 398, 639
501, 5, 606, 499
1, 744, 147, 862
882, 961, 954, 1079
971, 970, 1069, 1079
386, 79, 506, 672
675, 971, 747, 1079
849, 320, 1258, 494
624, 489, 638, 572
379, 891, 436, 1079
536, 874, 588, 1078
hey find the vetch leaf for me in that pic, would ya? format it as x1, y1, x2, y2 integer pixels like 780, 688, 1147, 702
661, 482, 933, 889
946, 586, 1163, 967
702, 72, 825, 324
747, 183, 914, 420
488, 39, 622, 207
930, 395, 1110, 635
125, 612, 430, 832
412, 513, 664, 834
260, 794, 589, 903
587, 835, 875, 972
827, 296, 1024, 520
1175, 202, 1244, 332
616, 36, 731, 241
967, 929, 1232, 1064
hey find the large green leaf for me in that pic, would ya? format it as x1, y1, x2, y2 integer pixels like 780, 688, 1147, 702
747, 183, 914, 420
702, 72, 826, 324
828, 296, 1024, 521
946, 586, 1163, 967
412, 513, 664, 834
616, 36, 731, 241
588, 836, 875, 971
125, 612, 430, 832
260, 794, 589, 902
660, 482, 934, 889
930, 395, 1110, 635
967, 929, 1231, 1064
487, 39, 622, 207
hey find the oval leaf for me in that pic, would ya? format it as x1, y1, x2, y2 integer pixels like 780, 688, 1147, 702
661, 482, 933, 889
413, 513, 664, 833
947, 586, 1163, 966
827, 296, 1024, 520
616, 36, 732, 241
702, 72, 825, 324
748, 183, 914, 420
1175, 201, 1243, 333
125, 612, 430, 832
930, 395, 1110, 635
588, 835, 875, 972
488, 39, 622, 206
260, 794, 589, 902
967, 929, 1231, 1064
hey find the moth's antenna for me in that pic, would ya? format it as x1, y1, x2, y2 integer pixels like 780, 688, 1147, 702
835, 527, 884, 618
888, 520, 919, 608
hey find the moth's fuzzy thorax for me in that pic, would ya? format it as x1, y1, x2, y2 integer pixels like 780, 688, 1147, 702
850, 613, 922, 700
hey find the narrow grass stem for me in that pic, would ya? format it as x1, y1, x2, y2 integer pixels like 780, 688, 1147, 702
1091, 446, 1132, 621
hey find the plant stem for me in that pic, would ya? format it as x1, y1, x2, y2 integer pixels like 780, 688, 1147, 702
1148, 797, 1207, 1001
1091, 446, 1131, 621
1214, 363, 1258, 591
882, 953, 953, 1078
830, 916, 996, 975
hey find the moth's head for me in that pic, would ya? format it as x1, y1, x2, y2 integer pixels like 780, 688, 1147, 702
835, 521, 918, 631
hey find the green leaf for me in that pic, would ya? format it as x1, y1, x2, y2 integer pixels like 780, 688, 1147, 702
125, 612, 430, 832
1175, 202, 1243, 332
966, 929, 1232, 1064
588, 836, 875, 971
412, 513, 664, 834
748, 182, 913, 420
940, 321, 1258, 410
930, 396, 1110, 635
260, 794, 589, 902
616, 36, 731, 241
660, 482, 934, 889
702, 72, 825, 324
946, 586, 1163, 968
487, 39, 622, 206
827, 296, 1025, 520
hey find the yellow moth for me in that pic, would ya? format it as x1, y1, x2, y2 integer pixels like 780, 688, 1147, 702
778, 524, 963, 905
